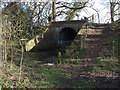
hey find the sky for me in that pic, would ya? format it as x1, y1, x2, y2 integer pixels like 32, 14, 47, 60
79, 1, 111, 23
1, 0, 119, 23
56, 0, 120, 23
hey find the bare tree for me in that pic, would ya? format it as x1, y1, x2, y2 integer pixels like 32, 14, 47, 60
55, 1, 89, 20
109, 0, 120, 22
110, 0, 116, 22
52, 2, 56, 22
1, 2, 51, 82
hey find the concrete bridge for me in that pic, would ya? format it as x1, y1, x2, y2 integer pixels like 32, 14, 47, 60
25, 19, 88, 52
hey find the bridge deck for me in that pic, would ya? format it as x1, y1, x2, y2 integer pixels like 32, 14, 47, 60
51, 20, 88, 27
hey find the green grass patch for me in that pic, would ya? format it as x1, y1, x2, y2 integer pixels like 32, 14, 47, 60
93, 58, 120, 74
62, 58, 81, 65
109, 37, 119, 58
45, 68, 66, 88
22, 55, 67, 88
96, 60, 119, 70
1, 62, 24, 88
74, 80, 95, 88
2, 52, 68, 88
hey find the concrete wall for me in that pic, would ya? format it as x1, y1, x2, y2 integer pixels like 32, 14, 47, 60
27, 20, 88, 52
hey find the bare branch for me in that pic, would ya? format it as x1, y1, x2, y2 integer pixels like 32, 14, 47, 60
2, 2, 17, 15
56, 10, 68, 17
56, 1, 88, 10
91, 7, 100, 23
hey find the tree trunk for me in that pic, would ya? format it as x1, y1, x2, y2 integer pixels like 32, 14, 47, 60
52, 2, 56, 22
4, 40, 7, 63
19, 46, 24, 82
0, 12, 3, 67
10, 44, 13, 70
110, 1, 116, 23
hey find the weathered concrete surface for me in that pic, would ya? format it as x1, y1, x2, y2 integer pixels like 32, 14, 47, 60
25, 34, 43, 51
25, 20, 88, 52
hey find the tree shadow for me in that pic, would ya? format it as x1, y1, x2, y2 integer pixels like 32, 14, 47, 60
23, 23, 120, 88
24, 49, 58, 64
58, 23, 120, 88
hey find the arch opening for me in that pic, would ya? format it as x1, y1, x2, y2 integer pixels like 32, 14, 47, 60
58, 27, 77, 47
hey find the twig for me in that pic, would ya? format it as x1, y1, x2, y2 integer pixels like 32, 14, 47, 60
19, 41, 24, 82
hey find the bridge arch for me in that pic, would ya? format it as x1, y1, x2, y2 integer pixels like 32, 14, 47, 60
58, 27, 77, 46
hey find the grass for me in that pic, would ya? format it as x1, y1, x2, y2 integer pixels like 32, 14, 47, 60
63, 59, 79, 64
61, 58, 86, 66
74, 80, 95, 88
1, 39, 119, 88
92, 57, 120, 75
109, 37, 119, 58
1, 62, 23, 88
2, 56, 119, 88
1, 52, 68, 88
21, 53, 68, 88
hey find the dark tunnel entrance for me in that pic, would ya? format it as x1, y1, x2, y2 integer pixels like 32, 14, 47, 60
58, 27, 77, 47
